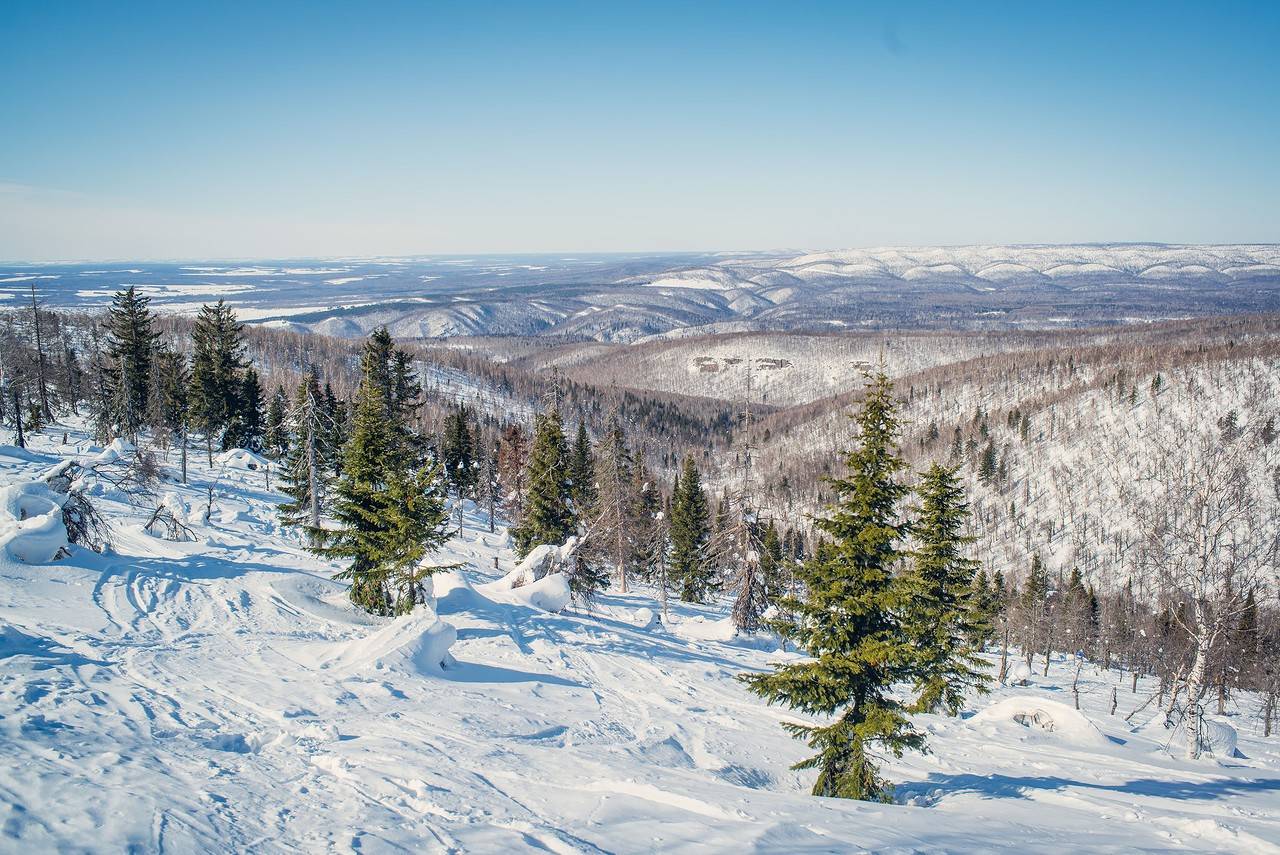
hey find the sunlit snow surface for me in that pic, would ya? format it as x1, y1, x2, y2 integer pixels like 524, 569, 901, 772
1, 426, 1279, 853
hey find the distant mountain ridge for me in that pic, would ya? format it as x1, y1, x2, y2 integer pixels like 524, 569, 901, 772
3, 244, 1278, 341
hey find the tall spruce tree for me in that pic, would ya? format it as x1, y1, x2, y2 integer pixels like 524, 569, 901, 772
278, 371, 330, 535
190, 300, 247, 462
310, 336, 454, 615
103, 286, 159, 442
903, 462, 991, 716
441, 403, 476, 498
510, 405, 575, 556
225, 367, 265, 452
669, 455, 713, 602
569, 421, 597, 514
740, 371, 923, 802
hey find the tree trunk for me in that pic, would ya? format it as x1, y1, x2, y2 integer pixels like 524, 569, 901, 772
306, 415, 320, 530
998, 625, 1010, 683
1185, 632, 1213, 759
12, 387, 24, 449
180, 426, 188, 484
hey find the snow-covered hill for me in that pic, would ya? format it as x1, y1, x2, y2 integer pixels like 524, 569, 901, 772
2, 428, 1278, 853
6, 244, 1280, 342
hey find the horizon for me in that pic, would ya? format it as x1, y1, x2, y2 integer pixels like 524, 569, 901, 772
5, 240, 1280, 268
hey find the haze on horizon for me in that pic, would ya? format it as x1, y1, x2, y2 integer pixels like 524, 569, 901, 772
2, 1, 1278, 262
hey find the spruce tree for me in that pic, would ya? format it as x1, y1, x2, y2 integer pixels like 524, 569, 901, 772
628, 459, 663, 584
310, 339, 454, 615
264, 388, 289, 459
103, 285, 159, 442
190, 300, 247, 462
669, 455, 712, 602
441, 403, 476, 498
740, 371, 923, 802
225, 367, 265, 451
903, 463, 992, 716
278, 371, 330, 535
510, 405, 575, 556
569, 421, 597, 513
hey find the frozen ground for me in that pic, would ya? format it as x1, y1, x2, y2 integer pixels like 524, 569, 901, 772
1, 427, 1278, 853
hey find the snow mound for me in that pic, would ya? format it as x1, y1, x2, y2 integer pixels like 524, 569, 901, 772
1004, 660, 1033, 685
319, 611, 457, 676
92, 438, 135, 465
1155, 716, 1240, 759
216, 448, 269, 471
674, 614, 737, 642
970, 697, 1112, 748
632, 607, 658, 630
507, 573, 571, 613
0, 481, 68, 563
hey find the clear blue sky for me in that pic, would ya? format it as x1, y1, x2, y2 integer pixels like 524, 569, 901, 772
2, 1, 1277, 260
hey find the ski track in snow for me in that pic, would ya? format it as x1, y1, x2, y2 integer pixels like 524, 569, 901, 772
1, 427, 1278, 853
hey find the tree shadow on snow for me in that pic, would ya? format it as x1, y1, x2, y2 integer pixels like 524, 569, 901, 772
901, 771, 1280, 803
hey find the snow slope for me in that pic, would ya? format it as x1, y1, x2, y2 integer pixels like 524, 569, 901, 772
1, 428, 1278, 853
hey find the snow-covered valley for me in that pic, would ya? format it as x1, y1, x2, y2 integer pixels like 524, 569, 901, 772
2, 427, 1278, 853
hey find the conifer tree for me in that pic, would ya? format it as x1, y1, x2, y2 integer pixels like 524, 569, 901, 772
225, 367, 265, 452
669, 455, 712, 602
310, 338, 453, 615
903, 462, 991, 716
264, 388, 289, 459
628, 459, 664, 584
190, 300, 247, 462
721, 493, 767, 633
569, 421, 597, 513
759, 520, 786, 603
278, 371, 330, 535
103, 285, 159, 442
441, 403, 476, 498
740, 371, 923, 802
511, 405, 575, 556
587, 414, 634, 593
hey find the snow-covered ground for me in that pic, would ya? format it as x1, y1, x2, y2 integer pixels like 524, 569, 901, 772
2, 427, 1278, 853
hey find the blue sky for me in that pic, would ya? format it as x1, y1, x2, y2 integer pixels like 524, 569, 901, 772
2, 1, 1277, 260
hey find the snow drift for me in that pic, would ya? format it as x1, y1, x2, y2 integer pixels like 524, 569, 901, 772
970, 697, 1112, 748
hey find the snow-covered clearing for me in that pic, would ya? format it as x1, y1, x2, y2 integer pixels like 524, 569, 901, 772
1, 428, 1278, 853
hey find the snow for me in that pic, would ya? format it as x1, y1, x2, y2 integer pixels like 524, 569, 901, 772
970, 696, 1113, 748
0, 423, 1278, 852
0, 480, 67, 563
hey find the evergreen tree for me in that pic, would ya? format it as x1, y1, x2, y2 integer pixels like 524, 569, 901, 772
759, 520, 786, 603
441, 403, 476, 498
628, 459, 663, 583
569, 421, 597, 513
587, 414, 634, 593
225, 367, 265, 451
977, 439, 998, 484
669, 455, 712, 602
740, 371, 923, 802
264, 388, 289, 459
903, 463, 991, 716
103, 286, 159, 441
278, 371, 331, 535
510, 405, 575, 556
190, 300, 247, 462
310, 339, 454, 615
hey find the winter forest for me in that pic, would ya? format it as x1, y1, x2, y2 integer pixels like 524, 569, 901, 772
1, 276, 1278, 851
